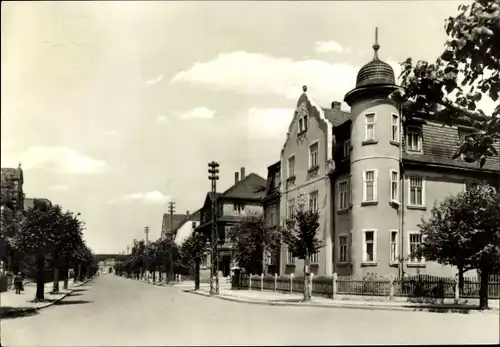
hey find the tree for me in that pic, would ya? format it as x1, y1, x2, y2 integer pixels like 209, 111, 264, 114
48, 209, 84, 293
12, 204, 66, 300
391, 0, 500, 167
230, 213, 281, 276
416, 181, 500, 309
279, 192, 323, 302
180, 231, 208, 290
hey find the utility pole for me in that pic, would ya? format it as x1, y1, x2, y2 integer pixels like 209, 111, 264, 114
208, 161, 220, 295
144, 226, 149, 245
168, 201, 175, 283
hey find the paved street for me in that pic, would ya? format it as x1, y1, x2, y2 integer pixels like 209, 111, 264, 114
1, 275, 499, 346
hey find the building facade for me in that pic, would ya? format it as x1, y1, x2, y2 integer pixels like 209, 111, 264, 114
262, 161, 281, 274
277, 37, 499, 279
195, 168, 267, 277
173, 210, 201, 246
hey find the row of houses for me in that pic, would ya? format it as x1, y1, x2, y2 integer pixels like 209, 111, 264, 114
161, 39, 499, 280
0, 164, 53, 274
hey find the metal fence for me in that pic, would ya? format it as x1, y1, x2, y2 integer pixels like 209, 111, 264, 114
235, 273, 500, 300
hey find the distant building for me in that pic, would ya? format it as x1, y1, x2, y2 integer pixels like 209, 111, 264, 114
174, 209, 201, 246
262, 161, 281, 274
195, 167, 267, 277
95, 254, 128, 274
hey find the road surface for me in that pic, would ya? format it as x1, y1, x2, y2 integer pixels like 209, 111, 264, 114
1, 275, 499, 346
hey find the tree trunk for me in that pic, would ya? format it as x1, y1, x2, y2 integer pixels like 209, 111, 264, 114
303, 255, 311, 302
458, 266, 465, 294
35, 254, 45, 301
479, 268, 489, 310
52, 255, 60, 294
63, 263, 69, 290
195, 258, 200, 291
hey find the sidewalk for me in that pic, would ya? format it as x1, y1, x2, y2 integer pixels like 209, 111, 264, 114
0, 277, 94, 318
188, 287, 500, 315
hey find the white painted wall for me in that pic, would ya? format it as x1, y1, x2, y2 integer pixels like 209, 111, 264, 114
174, 219, 200, 246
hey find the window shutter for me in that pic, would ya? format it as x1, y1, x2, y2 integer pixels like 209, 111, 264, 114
374, 170, 378, 201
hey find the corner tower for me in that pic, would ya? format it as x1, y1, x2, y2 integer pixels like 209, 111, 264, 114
343, 28, 401, 277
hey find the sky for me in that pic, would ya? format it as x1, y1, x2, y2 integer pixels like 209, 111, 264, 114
2, 1, 494, 254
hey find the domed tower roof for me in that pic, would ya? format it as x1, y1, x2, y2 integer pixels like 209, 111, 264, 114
355, 27, 395, 88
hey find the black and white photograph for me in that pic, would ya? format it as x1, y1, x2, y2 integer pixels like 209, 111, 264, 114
1, 0, 499, 345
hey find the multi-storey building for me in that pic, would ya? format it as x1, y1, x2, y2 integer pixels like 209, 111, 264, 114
276, 36, 499, 278
262, 161, 281, 274
195, 167, 266, 277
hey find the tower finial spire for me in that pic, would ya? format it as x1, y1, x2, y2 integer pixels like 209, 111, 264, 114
372, 27, 380, 61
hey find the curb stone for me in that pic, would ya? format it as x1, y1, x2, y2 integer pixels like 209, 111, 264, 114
0, 277, 95, 319
186, 290, 499, 315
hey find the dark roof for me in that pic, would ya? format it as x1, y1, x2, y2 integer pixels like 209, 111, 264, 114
222, 173, 267, 200
404, 122, 500, 172
264, 161, 281, 198
322, 108, 351, 127
355, 41, 395, 88
218, 215, 246, 223
162, 213, 189, 235
188, 208, 201, 221
162, 207, 202, 237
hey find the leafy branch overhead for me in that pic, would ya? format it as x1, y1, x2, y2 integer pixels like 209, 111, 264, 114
390, 0, 500, 167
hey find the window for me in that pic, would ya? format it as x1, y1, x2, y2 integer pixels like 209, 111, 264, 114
391, 114, 399, 142
390, 230, 398, 263
338, 181, 349, 210
409, 176, 424, 206
286, 248, 295, 265
339, 235, 348, 263
365, 113, 376, 140
408, 232, 423, 263
390, 170, 399, 202
265, 251, 273, 265
363, 230, 376, 263
458, 127, 474, 141
268, 210, 276, 227
272, 171, 281, 189
310, 251, 319, 264
192, 221, 197, 229
298, 115, 308, 133
288, 156, 295, 177
309, 191, 319, 212
406, 127, 422, 151
233, 204, 245, 213
288, 199, 296, 218
363, 170, 377, 202
343, 139, 351, 158
309, 142, 319, 168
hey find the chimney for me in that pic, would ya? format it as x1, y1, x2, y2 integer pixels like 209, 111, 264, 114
240, 167, 246, 180
331, 101, 341, 111
235, 172, 239, 184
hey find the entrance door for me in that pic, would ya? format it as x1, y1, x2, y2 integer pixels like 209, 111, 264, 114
109, 267, 113, 274
221, 256, 231, 277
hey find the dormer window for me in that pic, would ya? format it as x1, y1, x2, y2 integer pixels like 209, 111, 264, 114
406, 127, 422, 152
297, 103, 308, 134
343, 139, 351, 158
298, 115, 308, 133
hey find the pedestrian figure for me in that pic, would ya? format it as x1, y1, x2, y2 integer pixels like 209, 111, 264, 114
13, 272, 23, 294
